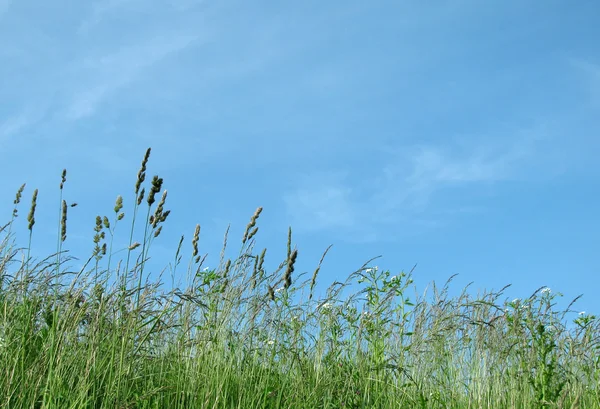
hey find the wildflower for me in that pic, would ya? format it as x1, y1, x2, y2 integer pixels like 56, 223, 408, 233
267, 340, 275, 346
579, 311, 586, 316
320, 302, 332, 310
540, 287, 551, 295
275, 287, 284, 293
512, 298, 520, 303
365, 266, 378, 274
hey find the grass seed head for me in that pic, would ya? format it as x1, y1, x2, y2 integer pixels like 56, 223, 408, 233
175, 235, 185, 261
309, 245, 331, 300
14, 183, 25, 205
151, 190, 168, 227
114, 195, 123, 213
147, 176, 163, 207
246, 226, 259, 243
159, 210, 170, 223
61, 200, 68, 242
287, 227, 292, 258
223, 259, 231, 277
192, 224, 200, 257
13, 183, 26, 217
137, 187, 145, 205
268, 285, 275, 301
94, 216, 102, 234
135, 148, 151, 195
27, 189, 38, 231
242, 207, 263, 244
251, 248, 267, 290
258, 248, 266, 270
252, 257, 259, 289
160, 210, 171, 223
284, 248, 298, 289
59, 169, 67, 190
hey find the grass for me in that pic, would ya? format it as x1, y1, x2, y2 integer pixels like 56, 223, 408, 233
0, 147, 598, 409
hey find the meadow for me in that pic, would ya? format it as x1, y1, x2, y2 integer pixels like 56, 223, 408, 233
0, 148, 597, 409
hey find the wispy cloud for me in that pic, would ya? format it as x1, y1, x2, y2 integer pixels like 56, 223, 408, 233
0, 0, 10, 17
64, 32, 198, 120
0, 114, 30, 141
570, 58, 600, 108
79, 0, 208, 33
393, 133, 535, 195
284, 182, 357, 233
79, 0, 142, 33
0, 2, 207, 145
0, 109, 45, 152
170, 0, 207, 12
283, 127, 545, 239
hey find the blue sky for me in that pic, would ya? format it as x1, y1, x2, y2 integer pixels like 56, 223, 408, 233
1, 1, 599, 316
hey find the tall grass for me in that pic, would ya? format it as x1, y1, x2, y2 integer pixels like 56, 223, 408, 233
0, 148, 597, 409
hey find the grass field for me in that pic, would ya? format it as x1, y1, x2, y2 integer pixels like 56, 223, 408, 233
0, 148, 597, 409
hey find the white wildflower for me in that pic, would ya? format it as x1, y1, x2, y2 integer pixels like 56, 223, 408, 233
579, 311, 586, 316
267, 340, 275, 346
540, 287, 551, 295
275, 287, 284, 293
320, 302, 332, 310
512, 298, 520, 303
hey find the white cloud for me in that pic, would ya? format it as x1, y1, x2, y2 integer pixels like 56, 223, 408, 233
0, 114, 31, 140
570, 58, 600, 108
283, 128, 545, 237
65, 86, 110, 121
284, 184, 357, 232
0, 110, 45, 150
409, 146, 501, 183
64, 32, 198, 120
0, 0, 11, 16
79, 0, 143, 33
169, 0, 206, 12
79, 0, 208, 33
403, 143, 518, 189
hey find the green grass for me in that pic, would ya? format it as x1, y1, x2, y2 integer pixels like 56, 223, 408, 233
0, 147, 597, 409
